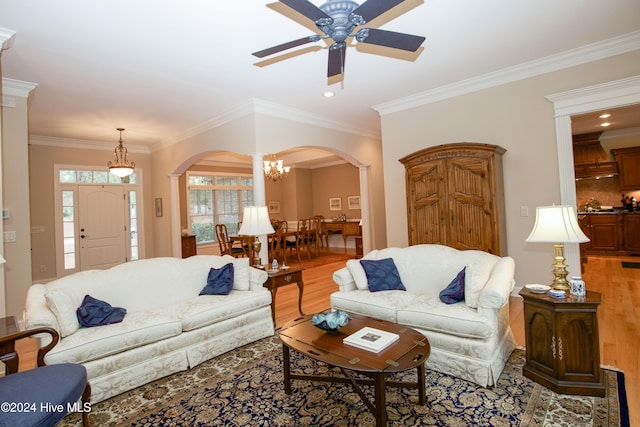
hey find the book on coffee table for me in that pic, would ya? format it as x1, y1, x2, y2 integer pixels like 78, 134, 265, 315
343, 327, 400, 353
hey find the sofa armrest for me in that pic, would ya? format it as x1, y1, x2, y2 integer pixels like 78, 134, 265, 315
478, 257, 515, 309
23, 284, 60, 347
333, 267, 357, 292
248, 267, 269, 291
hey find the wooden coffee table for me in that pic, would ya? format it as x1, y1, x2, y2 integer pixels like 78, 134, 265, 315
279, 313, 430, 427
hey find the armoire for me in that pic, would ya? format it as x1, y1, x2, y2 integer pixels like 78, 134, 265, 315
400, 143, 507, 256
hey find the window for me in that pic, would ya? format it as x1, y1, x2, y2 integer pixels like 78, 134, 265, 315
187, 173, 254, 244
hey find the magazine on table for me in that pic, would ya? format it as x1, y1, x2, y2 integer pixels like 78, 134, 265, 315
343, 327, 399, 353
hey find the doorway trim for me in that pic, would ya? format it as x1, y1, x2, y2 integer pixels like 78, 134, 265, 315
546, 75, 640, 274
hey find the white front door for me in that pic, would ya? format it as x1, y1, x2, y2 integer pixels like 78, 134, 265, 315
78, 185, 127, 270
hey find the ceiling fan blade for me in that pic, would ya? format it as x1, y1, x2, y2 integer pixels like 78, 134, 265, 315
358, 28, 425, 52
327, 44, 346, 77
351, 0, 405, 23
280, 0, 332, 23
252, 36, 317, 58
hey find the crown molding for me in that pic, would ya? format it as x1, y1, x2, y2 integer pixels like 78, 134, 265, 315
0, 27, 16, 51
374, 30, 640, 116
30, 135, 150, 154
1, 78, 38, 107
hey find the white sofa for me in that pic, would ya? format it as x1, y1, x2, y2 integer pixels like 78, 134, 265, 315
331, 244, 516, 387
23, 255, 274, 403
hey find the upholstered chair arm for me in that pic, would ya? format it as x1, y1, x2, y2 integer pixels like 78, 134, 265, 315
332, 267, 357, 292
478, 257, 516, 309
0, 327, 59, 369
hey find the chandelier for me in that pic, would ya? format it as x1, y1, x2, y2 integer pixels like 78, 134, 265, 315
108, 128, 135, 178
263, 155, 290, 182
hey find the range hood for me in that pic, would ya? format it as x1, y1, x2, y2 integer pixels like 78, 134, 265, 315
573, 132, 619, 181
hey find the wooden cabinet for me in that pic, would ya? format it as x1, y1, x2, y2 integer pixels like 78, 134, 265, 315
400, 143, 507, 255
572, 132, 618, 180
181, 235, 197, 258
623, 214, 640, 252
322, 221, 361, 250
579, 214, 622, 252
519, 288, 605, 397
612, 147, 640, 190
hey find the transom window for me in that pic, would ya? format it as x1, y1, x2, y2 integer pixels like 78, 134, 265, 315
187, 173, 254, 244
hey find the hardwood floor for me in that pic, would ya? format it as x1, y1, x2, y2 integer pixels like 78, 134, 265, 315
13, 251, 638, 425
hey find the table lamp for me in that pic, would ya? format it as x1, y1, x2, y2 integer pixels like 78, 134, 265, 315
525, 205, 590, 291
238, 206, 275, 267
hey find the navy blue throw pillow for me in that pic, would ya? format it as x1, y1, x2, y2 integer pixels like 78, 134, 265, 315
360, 258, 406, 292
200, 263, 235, 295
439, 267, 466, 304
77, 295, 127, 327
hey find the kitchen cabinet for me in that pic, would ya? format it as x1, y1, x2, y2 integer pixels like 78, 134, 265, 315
612, 147, 640, 190
623, 214, 640, 252
400, 143, 507, 256
573, 132, 618, 180
578, 214, 621, 253
519, 288, 605, 397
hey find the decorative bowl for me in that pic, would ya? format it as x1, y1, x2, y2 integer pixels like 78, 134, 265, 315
525, 284, 550, 294
311, 310, 351, 331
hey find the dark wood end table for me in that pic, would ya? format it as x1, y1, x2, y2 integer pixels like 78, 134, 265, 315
519, 288, 605, 396
0, 316, 20, 374
264, 267, 304, 323
279, 313, 430, 427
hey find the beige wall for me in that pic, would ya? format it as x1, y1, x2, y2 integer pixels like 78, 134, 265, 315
29, 144, 153, 282
2, 92, 31, 318
311, 163, 361, 220
380, 50, 640, 289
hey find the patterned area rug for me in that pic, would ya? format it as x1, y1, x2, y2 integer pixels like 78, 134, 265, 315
59, 336, 628, 426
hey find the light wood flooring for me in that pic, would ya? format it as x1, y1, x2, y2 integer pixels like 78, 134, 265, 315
12, 251, 638, 425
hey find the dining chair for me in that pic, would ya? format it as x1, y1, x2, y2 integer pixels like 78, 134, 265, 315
307, 216, 321, 256
271, 220, 288, 263
313, 215, 329, 248
0, 327, 91, 426
215, 223, 247, 258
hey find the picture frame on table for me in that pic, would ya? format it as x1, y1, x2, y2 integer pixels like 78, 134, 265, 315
347, 195, 361, 210
329, 197, 342, 211
268, 200, 281, 214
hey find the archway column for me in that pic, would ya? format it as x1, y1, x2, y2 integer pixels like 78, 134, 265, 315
358, 165, 372, 254
170, 174, 182, 258
250, 153, 269, 264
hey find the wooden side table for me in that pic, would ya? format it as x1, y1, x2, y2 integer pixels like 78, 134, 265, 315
0, 316, 20, 374
181, 235, 197, 258
264, 267, 305, 323
519, 288, 605, 396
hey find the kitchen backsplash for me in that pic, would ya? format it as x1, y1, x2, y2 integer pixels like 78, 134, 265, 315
576, 176, 639, 208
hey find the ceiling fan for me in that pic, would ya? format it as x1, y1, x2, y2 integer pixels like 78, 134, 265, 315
252, 0, 425, 77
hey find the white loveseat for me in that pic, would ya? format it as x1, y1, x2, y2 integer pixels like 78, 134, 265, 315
23, 255, 274, 403
331, 244, 516, 387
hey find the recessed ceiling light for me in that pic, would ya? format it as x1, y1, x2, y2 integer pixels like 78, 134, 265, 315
599, 113, 611, 119
323, 91, 335, 98
600, 122, 611, 127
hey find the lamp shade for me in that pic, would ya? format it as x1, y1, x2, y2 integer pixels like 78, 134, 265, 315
238, 206, 275, 236
526, 205, 589, 243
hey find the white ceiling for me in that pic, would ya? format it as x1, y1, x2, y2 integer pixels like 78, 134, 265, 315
2, 0, 640, 167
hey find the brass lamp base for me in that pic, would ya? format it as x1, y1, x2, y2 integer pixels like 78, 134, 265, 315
251, 239, 262, 268
550, 242, 570, 291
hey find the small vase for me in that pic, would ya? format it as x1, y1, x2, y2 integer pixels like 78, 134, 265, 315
570, 276, 586, 297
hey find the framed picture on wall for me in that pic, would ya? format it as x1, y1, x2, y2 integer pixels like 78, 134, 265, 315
268, 200, 281, 214
347, 196, 361, 210
329, 197, 342, 211
155, 198, 163, 217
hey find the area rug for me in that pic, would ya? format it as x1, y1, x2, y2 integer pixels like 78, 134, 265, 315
59, 336, 628, 427
621, 261, 640, 269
